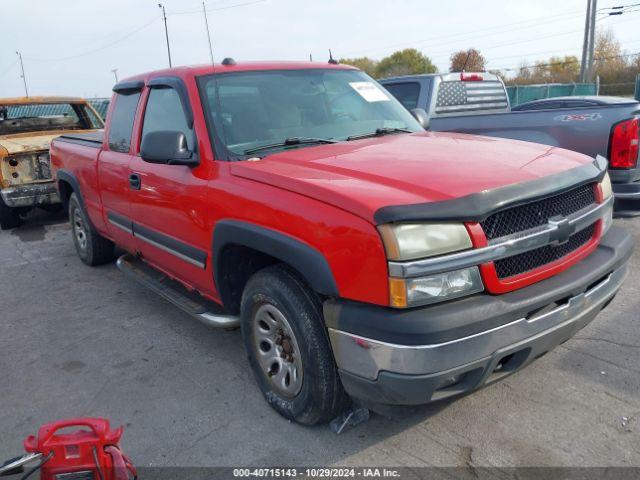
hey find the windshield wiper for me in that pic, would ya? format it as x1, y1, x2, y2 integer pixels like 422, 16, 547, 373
346, 127, 412, 141
244, 137, 337, 156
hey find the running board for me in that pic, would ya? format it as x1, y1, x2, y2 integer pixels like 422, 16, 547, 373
116, 253, 240, 328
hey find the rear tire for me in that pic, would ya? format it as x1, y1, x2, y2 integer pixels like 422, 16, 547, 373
0, 196, 21, 230
69, 193, 114, 266
241, 264, 350, 425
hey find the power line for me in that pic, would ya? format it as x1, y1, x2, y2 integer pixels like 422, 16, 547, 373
340, 9, 586, 58
168, 0, 267, 16
478, 36, 640, 65
0, 59, 18, 80
24, 17, 159, 62
19, 0, 265, 66
493, 51, 640, 73
425, 9, 640, 65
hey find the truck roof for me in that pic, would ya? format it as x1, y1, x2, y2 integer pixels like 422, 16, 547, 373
116, 61, 358, 86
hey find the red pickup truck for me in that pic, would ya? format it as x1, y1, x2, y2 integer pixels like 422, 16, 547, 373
51, 61, 632, 425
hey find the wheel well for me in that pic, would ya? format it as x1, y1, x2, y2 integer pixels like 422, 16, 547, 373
216, 245, 281, 314
57, 179, 74, 212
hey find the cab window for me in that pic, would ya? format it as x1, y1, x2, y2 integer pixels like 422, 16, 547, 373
108, 92, 141, 153
383, 82, 421, 110
141, 87, 192, 149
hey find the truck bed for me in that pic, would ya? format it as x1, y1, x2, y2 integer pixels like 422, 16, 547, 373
429, 102, 640, 160
56, 130, 104, 148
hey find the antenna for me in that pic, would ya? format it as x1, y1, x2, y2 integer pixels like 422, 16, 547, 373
202, 1, 215, 66
158, 3, 172, 67
328, 49, 338, 65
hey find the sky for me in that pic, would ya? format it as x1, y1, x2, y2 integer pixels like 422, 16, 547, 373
0, 0, 638, 98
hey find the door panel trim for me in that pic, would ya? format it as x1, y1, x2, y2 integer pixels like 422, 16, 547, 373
107, 211, 207, 269
107, 211, 133, 234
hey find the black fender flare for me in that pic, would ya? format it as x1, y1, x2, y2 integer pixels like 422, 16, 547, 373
56, 169, 83, 211
212, 220, 339, 304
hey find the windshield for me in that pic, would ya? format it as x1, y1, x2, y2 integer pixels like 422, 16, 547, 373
198, 69, 423, 158
0, 102, 103, 135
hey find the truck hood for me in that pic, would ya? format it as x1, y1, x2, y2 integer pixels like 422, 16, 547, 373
0, 130, 93, 156
230, 131, 594, 224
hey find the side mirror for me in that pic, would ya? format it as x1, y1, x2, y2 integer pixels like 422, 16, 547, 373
140, 130, 199, 167
410, 108, 430, 130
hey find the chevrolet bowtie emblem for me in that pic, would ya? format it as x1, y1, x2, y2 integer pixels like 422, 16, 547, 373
548, 216, 574, 245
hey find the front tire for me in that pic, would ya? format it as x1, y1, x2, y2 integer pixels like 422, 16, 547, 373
69, 193, 114, 266
241, 265, 350, 425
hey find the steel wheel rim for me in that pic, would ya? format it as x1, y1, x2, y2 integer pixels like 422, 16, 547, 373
252, 303, 304, 398
73, 209, 88, 251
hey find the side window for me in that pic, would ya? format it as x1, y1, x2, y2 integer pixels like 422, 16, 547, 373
108, 92, 141, 153
383, 82, 420, 110
141, 87, 192, 149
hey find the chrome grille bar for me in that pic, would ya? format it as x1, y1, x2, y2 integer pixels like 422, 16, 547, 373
388, 195, 613, 278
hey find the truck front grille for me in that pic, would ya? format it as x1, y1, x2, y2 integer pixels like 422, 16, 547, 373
480, 183, 598, 280
493, 223, 596, 279
480, 183, 596, 240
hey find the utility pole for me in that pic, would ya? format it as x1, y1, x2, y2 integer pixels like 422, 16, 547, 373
158, 3, 172, 68
111, 68, 119, 83
15, 51, 28, 97
579, 0, 592, 83
202, 1, 215, 65
587, 0, 598, 82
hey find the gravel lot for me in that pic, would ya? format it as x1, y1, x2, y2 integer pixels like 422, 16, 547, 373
1, 210, 639, 469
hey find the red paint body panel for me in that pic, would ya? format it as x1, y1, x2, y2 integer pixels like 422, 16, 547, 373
50, 62, 602, 309
231, 132, 591, 224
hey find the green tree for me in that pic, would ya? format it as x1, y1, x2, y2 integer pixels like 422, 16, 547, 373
338, 57, 378, 76
375, 48, 436, 79
449, 48, 486, 72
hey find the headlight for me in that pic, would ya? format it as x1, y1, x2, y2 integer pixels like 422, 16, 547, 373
599, 172, 613, 235
600, 172, 613, 200
389, 267, 484, 308
378, 223, 472, 261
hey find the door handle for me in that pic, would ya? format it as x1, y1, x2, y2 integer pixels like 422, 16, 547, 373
129, 173, 141, 190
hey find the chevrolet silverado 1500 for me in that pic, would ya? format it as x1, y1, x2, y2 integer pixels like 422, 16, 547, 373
380, 73, 640, 216
51, 61, 633, 425
0, 97, 104, 229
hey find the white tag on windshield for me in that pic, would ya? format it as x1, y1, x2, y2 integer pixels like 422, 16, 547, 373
349, 82, 390, 102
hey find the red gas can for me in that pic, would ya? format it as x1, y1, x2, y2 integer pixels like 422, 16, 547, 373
22, 418, 136, 480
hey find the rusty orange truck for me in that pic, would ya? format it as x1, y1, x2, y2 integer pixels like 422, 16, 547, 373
0, 97, 103, 229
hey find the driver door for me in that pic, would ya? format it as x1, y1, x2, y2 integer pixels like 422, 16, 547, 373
128, 82, 212, 292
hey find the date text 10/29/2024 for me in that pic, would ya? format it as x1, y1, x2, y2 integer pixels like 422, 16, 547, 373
233, 468, 401, 478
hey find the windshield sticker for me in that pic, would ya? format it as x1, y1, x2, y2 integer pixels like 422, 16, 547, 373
349, 82, 390, 102
554, 113, 602, 122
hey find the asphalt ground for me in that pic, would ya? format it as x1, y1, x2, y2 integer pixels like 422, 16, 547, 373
0, 210, 638, 472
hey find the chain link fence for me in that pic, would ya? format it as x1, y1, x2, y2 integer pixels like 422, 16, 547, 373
506, 83, 597, 106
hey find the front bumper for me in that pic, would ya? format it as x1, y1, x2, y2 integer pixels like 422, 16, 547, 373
610, 167, 640, 217
325, 226, 633, 405
0, 182, 60, 208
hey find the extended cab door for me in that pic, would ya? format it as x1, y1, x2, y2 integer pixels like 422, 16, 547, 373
99, 85, 143, 251
128, 78, 212, 292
